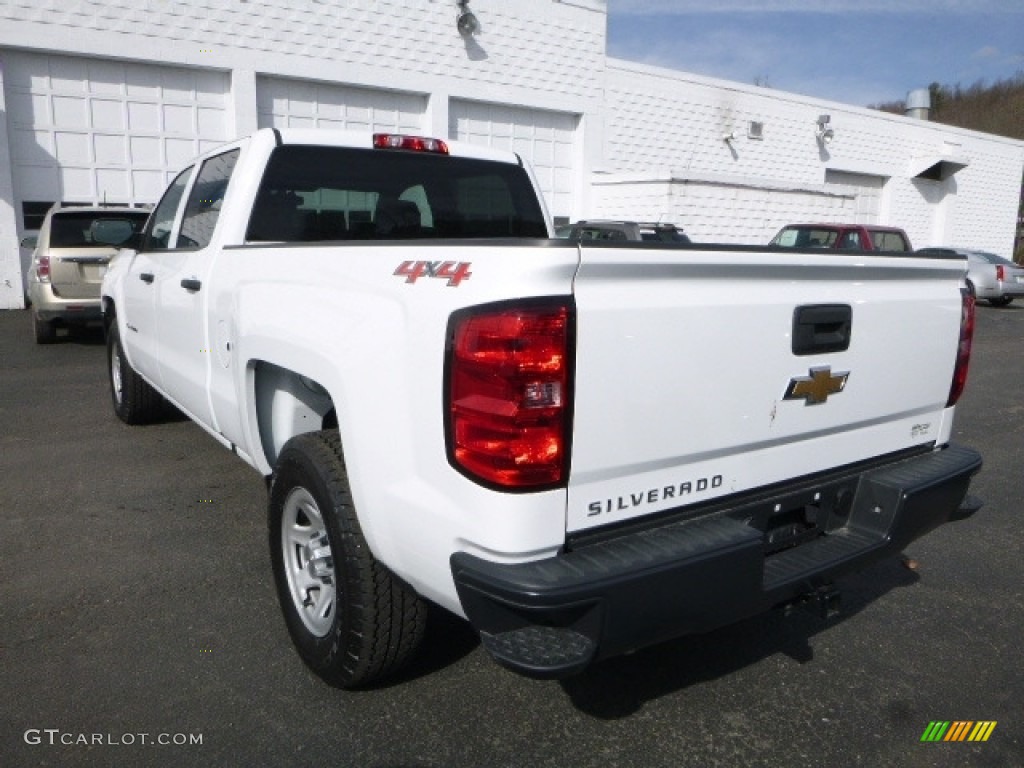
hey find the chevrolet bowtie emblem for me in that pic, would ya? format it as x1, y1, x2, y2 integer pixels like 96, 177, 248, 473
784, 366, 849, 405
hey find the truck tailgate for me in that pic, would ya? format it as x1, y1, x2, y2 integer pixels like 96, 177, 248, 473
567, 246, 968, 533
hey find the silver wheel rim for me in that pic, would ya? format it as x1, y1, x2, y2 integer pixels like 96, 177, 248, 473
110, 342, 123, 406
281, 487, 336, 637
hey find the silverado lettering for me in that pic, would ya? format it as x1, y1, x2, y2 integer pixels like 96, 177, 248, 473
587, 475, 725, 516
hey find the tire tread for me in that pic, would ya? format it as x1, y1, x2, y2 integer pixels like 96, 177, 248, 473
108, 321, 165, 424
271, 430, 427, 688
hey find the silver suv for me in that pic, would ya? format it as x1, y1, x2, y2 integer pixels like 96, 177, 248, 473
28, 205, 149, 343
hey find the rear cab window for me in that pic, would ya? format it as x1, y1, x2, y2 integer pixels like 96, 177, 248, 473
245, 145, 548, 242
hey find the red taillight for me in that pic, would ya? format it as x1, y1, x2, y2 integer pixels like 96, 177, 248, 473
36, 255, 51, 282
995, 264, 1005, 282
373, 133, 449, 154
447, 300, 573, 489
947, 287, 975, 407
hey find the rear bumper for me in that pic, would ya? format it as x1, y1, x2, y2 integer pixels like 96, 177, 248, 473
29, 283, 103, 324
976, 282, 1024, 300
451, 444, 982, 679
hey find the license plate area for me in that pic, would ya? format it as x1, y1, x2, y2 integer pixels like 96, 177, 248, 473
81, 264, 107, 282
739, 480, 857, 555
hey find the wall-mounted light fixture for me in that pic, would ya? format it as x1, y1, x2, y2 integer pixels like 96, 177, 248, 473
722, 130, 738, 143
815, 114, 835, 145
457, 0, 480, 37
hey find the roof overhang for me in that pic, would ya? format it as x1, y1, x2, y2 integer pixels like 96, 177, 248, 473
911, 155, 970, 181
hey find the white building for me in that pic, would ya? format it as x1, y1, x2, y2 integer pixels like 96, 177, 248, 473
2, 0, 1022, 309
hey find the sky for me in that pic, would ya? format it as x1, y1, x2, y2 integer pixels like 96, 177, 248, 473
605, 0, 1024, 108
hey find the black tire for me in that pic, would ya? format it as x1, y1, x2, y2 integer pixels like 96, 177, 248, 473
32, 312, 57, 344
107, 320, 165, 424
989, 297, 1013, 307
269, 430, 427, 688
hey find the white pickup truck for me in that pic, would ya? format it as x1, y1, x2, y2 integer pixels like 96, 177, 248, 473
101, 128, 982, 688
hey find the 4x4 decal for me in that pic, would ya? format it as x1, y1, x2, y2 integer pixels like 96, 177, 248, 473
394, 260, 472, 287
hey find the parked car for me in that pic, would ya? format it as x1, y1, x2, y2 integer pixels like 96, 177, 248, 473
29, 204, 150, 343
918, 247, 1024, 307
770, 224, 912, 252
566, 220, 692, 243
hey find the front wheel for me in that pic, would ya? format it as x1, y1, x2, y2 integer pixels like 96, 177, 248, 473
107, 320, 165, 424
269, 430, 427, 688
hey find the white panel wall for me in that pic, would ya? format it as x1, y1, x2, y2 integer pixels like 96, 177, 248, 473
602, 59, 1024, 254
0, 62, 23, 309
0, 1, 607, 112
450, 100, 578, 219
591, 176, 857, 244
4, 51, 230, 205
257, 77, 426, 133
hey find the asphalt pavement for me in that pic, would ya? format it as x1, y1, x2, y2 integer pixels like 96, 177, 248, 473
1, 305, 1021, 768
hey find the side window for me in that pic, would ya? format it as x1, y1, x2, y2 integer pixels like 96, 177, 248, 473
144, 167, 193, 251
871, 231, 908, 252
838, 231, 860, 249
177, 150, 240, 249
399, 185, 433, 228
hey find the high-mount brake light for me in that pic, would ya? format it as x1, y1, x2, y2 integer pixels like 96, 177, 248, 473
372, 133, 450, 155
946, 286, 975, 407
446, 300, 574, 490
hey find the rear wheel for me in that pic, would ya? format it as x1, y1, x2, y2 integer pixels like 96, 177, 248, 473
107, 320, 165, 424
989, 297, 1013, 307
269, 430, 427, 688
32, 312, 57, 344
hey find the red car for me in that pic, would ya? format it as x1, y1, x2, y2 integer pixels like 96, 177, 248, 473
771, 224, 912, 252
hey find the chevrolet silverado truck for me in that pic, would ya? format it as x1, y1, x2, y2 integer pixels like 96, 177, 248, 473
101, 128, 982, 688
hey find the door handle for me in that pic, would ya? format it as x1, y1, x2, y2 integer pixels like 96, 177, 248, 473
139, 272, 154, 284
180, 278, 202, 292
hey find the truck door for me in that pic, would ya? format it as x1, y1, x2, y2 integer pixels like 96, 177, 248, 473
122, 167, 193, 384
153, 149, 240, 426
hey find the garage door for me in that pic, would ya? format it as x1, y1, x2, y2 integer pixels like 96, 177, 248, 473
257, 77, 425, 133
449, 101, 577, 220
824, 170, 886, 224
4, 51, 230, 212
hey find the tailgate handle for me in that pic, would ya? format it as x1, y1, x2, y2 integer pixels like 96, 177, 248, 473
139, 272, 154, 284
792, 305, 851, 355
180, 278, 202, 292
